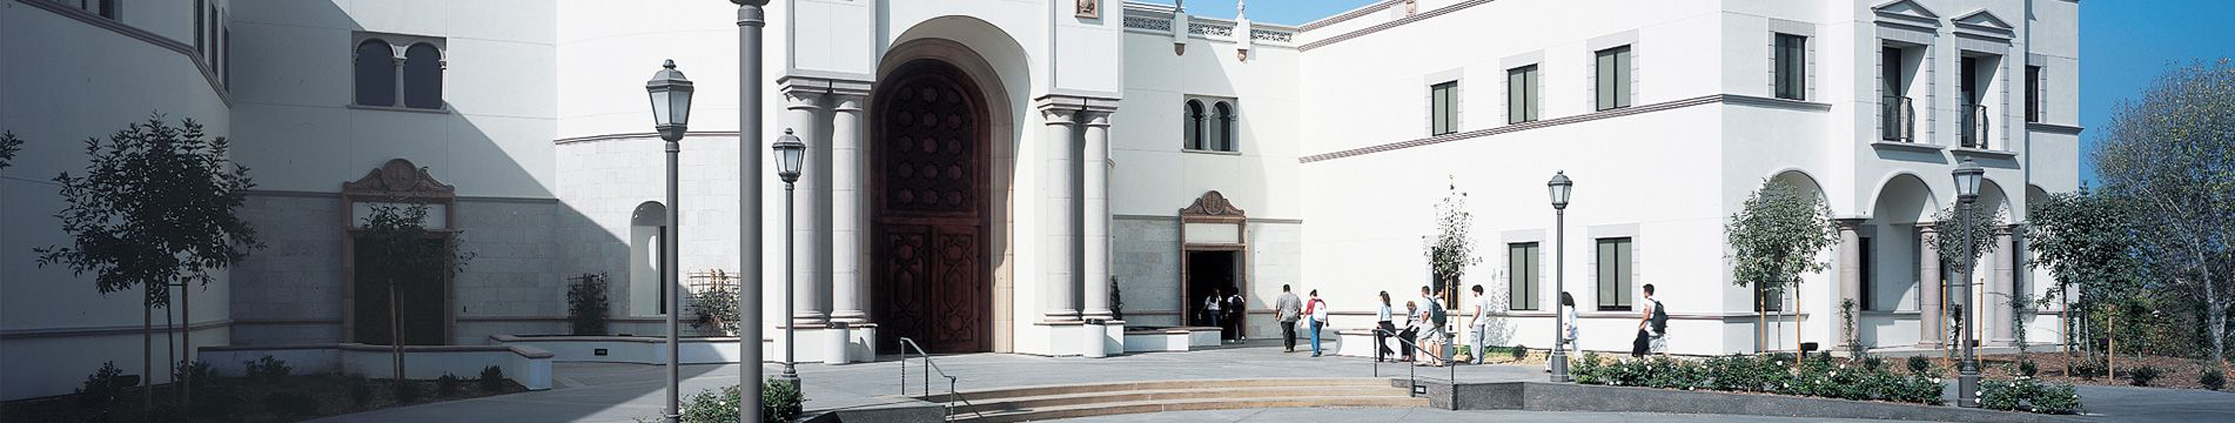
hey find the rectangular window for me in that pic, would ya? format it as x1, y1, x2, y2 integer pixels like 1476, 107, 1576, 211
2025, 65, 2043, 123
1508, 242, 1540, 311
77, 0, 118, 19
1859, 236, 1875, 311
1595, 45, 1632, 110
1775, 34, 1807, 100
1595, 237, 1633, 311
1506, 65, 1540, 124
1430, 81, 1459, 135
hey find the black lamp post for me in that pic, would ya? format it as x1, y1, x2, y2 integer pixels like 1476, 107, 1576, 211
1547, 171, 1573, 382
771, 129, 806, 385
1952, 159, 1984, 408
644, 59, 693, 423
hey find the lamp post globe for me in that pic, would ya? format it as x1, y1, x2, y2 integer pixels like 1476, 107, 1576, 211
643, 59, 691, 423
773, 129, 805, 183
772, 128, 806, 386
1950, 159, 1983, 407
1546, 170, 1572, 382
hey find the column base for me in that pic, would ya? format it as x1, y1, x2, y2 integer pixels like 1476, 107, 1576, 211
1916, 340, 1944, 349
828, 311, 869, 324
792, 312, 828, 326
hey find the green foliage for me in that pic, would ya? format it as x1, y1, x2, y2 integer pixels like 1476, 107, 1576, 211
1423, 179, 1481, 296
1511, 344, 1529, 360
2016, 359, 2039, 378
2129, 365, 2162, 386
1931, 203, 2005, 274
1980, 379, 2084, 414
437, 372, 462, 397
689, 279, 740, 334
34, 114, 261, 309
76, 361, 126, 416
393, 379, 422, 403
2071, 358, 2106, 380
1571, 352, 1605, 385
263, 391, 320, 418
568, 273, 611, 335
477, 366, 507, 392
0, 130, 21, 169
2093, 59, 2235, 364
346, 374, 373, 409
1725, 179, 1836, 293
1573, 354, 1952, 406
244, 356, 292, 383
2201, 365, 2226, 391
677, 379, 805, 423
173, 360, 215, 387
1906, 355, 1932, 375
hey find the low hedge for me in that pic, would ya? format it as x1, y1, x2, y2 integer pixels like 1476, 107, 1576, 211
1571, 352, 2082, 414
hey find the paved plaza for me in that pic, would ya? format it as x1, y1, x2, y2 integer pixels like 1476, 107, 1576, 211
308, 342, 2235, 422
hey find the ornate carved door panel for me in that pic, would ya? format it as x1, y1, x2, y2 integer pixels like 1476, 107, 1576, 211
872, 59, 991, 353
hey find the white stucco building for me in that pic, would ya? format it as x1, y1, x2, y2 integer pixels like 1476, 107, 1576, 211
3, 0, 2078, 401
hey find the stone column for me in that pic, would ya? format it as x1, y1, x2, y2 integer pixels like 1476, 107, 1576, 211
782, 87, 829, 325
828, 91, 870, 324
1040, 107, 1080, 322
1835, 219, 1865, 348
1916, 223, 1943, 348
1080, 111, 1114, 321
1990, 225, 2016, 345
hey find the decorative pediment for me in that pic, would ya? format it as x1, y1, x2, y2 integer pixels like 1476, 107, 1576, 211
1872, 0, 1941, 27
1179, 190, 1246, 218
1952, 9, 2016, 38
343, 158, 455, 199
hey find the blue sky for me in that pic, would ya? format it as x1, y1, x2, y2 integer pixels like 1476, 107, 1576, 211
1186, 1, 2235, 184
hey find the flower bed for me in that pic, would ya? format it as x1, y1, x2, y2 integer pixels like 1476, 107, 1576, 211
1569, 352, 2082, 415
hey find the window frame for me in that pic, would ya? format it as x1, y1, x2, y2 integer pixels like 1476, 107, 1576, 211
1430, 80, 1460, 135
1594, 45, 1633, 111
1183, 99, 1206, 150
1213, 100, 1237, 152
1774, 33, 1807, 100
1506, 64, 1540, 124
2025, 65, 2043, 123
1508, 242, 1540, 311
1594, 237, 1633, 311
351, 32, 448, 111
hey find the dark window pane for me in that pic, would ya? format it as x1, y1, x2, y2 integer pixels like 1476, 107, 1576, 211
355, 40, 396, 107
1776, 34, 1806, 100
1214, 101, 1235, 151
2025, 66, 2042, 122
1184, 100, 1204, 150
403, 43, 443, 109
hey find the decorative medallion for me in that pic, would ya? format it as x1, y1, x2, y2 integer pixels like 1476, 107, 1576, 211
1075, 0, 1101, 19
343, 158, 455, 199
1179, 190, 1246, 218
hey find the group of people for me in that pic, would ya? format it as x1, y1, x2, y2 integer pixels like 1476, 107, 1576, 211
1258, 282, 1670, 364
1198, 288, 1247, 342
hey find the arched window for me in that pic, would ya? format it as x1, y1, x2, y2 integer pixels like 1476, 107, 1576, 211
1183, 100, 1206, 150
1213, 101, 1236, 152
402, 43, 443, 109
354, 40, 396, 107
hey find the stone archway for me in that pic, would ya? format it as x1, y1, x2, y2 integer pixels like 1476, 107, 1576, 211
870, 58, 994, 354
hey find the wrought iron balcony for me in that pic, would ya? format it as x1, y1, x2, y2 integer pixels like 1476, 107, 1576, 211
1960, 104, 1989, 149
1881, 95, 1915, 142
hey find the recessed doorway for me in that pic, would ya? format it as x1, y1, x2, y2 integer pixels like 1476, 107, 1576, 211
1185, 250, 1244, 341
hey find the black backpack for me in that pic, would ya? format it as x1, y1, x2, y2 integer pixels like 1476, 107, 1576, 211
1649, 300, 1668, 334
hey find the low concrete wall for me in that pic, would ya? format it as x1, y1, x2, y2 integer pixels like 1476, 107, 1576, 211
199, 343, 553, 391
1423, 381, 2084, 423
1124, 329, 1190, 352
491, 334, 754, 364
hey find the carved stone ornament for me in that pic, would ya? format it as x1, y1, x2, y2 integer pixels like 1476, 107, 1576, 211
1076, 0, 1100, 19
343, 158, 456, 198
1179, 190, 1246, 218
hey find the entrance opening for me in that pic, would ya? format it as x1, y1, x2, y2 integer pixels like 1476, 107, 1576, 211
352, 238, 448, 345
870, 59, 993, 354
1186, 250, 1243, 340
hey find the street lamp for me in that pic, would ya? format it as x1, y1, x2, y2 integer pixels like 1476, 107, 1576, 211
734, 1, 772, 422
1952, 159, 1984, 408
772, 129, 806, 386
1547, 171, 1573, 383
645, 59, 693, 423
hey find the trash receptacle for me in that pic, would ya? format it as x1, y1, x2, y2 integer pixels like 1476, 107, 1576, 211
825, 322, 850, 365
1083, 319, 1108, 358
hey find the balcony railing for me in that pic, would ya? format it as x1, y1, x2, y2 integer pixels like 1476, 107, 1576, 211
1880, 95, 1915, 142
1960, 104, 1989, 149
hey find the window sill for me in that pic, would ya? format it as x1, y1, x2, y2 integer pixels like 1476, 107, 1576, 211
347, 104, 451, 114
1950, 147, 2018, 160
1182, 149, 1243, 156
2025, 122, 2084, 135
1869, 140, 1943, 153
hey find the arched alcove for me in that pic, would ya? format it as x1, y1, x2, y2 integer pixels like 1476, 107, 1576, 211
628, 201, 668, 317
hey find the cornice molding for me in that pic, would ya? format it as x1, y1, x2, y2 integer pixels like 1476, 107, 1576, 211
1300, 94, 1742, 163
17, 0, 231, 105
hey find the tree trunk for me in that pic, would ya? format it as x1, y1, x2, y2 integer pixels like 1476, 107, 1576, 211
181, 279, 192, 411
142, 285, 151, 420
2203, 263, 2225, 366
1795, 278, 1804, 364
391, 281, 405, 391
2108, 307, 2117, 377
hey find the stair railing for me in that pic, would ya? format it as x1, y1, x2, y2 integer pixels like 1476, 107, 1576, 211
896, 337, 985, 420
1372, 327, 1456, 398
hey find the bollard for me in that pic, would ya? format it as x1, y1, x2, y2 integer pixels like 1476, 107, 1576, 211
825, 322, 850, 365
1083, 319, 1109, 358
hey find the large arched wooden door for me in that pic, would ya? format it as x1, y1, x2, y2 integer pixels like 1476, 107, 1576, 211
871, 59, 991, 353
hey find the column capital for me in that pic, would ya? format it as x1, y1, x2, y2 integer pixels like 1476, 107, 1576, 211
1833, 218, 1869, 229
1034, 93, 1121, 115
1081, 111, 1113, 127
1040, 108, 1078, 124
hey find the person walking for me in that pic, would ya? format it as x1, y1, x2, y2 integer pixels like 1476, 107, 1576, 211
1202, 291, 1223, 334
1547, 291, 1577, 372
1399, 301, 1421, 362
1275, 285, 1302, 353
1418, 286, 1448, 366
1305, 290, 1330, 357
1375, 291, 1397, 362
1632, 284, 1666, 358
1224, 288, 1247, 342
1468, 285, 1492, 364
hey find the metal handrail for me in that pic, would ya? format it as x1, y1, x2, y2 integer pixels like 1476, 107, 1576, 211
1960, 103, 1990, 149
1373, 327, 1456, 397
1881, 95, 1915, 142
896, 337, 985, 420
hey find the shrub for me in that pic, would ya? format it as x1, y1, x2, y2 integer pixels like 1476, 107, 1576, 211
1572, 352, 1605, 385
478, 365, 508, 392
764, 378, 805, 421
1905, 355, 1932, 375
2070, 359, 2106, 380
394, 380, 423, 403
2128, 365, 2162, 387
1981, 379, 2083, 414
347, 374, 374, 409
437, 372, 463, 397
2015, 359, 2038, 378
76, 361, 126, 416
568, 272, 611, 335
173, 360, 216, 387
2202, 366, 2226, 391
264, 391, 320, 418
677, 379, 805, 423
1511, 344, 1529, 360
245, 356, 293, 383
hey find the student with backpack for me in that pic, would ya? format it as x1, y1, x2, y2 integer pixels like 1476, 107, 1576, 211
1632, 284, 1667, 358
1304, 290, 1330, 357
1418, 286, 1449, 366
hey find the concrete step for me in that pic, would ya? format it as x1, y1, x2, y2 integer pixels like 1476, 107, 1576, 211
948, 385, 1411, 415
921, 378, 1395, 403
949, 395, 1431, 423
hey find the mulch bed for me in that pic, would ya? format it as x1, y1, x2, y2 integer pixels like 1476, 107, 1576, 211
1919, 351, 2229, 390
0, 374, 528, 423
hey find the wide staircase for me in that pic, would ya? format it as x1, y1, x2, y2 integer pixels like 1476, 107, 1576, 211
921, 378, 1428, 422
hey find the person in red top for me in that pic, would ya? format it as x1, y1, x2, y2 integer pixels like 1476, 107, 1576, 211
1304, 290, 1329, 357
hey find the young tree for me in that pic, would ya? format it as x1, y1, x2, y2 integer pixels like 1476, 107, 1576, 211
0, 130, 22, 169
1724, 179, 1836, 353
2093, 59, 2235, 366
35, 116, 259, 412
355, 202, 471, 393
2027, 186, 2147, 364
1932, 202, 2005, 358
1424, 178, 1481, 309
